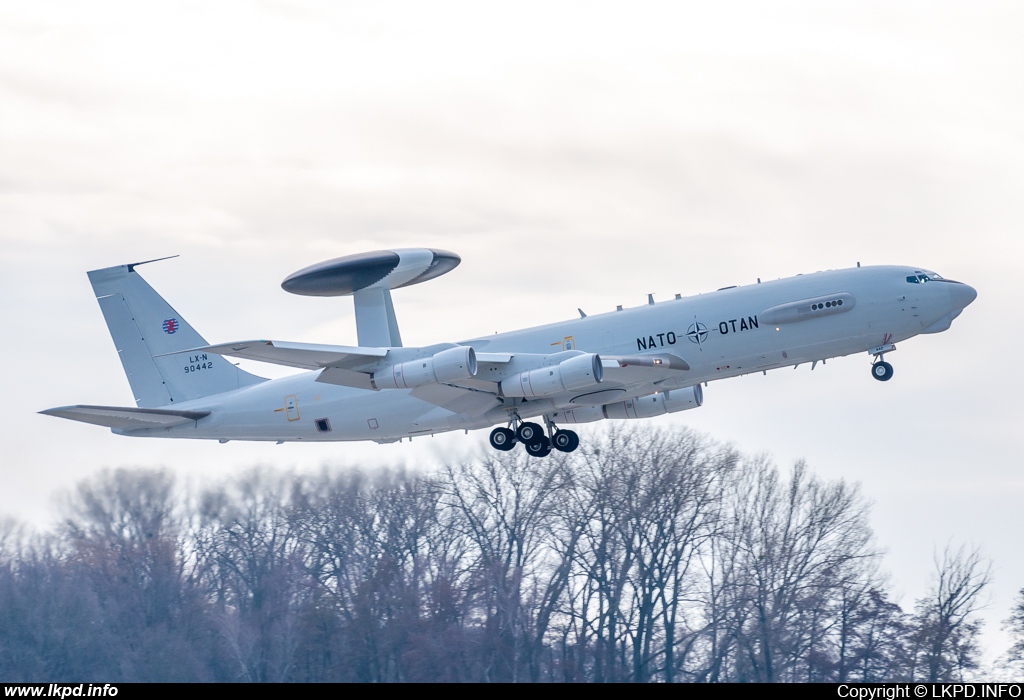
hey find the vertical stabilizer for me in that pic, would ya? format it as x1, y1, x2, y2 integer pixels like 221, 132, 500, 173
88, 262, 265, 407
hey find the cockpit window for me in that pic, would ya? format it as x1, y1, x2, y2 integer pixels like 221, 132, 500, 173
906, 273, 942, 284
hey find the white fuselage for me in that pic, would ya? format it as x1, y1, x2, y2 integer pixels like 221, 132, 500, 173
122, 265, 973, 443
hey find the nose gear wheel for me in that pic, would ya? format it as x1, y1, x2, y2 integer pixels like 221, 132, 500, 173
872, 361, 893, 381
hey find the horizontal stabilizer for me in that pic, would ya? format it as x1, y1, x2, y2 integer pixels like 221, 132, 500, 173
40, 405, 210, 430
184, 340, 389, 370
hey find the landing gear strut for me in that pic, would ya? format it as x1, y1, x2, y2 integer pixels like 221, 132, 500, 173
542, 414, 579, 455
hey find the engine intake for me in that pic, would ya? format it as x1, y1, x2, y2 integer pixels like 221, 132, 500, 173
371, 346, 477, 389
501, 353, 603, 398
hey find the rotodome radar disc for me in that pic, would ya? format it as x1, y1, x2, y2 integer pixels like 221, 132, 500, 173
281, 248, 461, 297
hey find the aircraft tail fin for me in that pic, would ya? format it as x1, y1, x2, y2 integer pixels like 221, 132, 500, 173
87, 260, 266, 408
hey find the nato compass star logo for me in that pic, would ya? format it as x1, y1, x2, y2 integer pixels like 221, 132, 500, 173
687, 322, 708, 346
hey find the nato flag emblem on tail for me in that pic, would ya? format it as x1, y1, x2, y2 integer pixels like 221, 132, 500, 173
163, 318, 179, 334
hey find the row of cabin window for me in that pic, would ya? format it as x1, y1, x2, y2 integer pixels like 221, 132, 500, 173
812, 299, 843, 311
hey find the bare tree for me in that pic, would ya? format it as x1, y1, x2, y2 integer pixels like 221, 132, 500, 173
442, 449, 572, 681
0, 517, 23, 565
61, 468, 220, 681
552, 426, 734, 683
710, 458, 880, 682
609, 427, 732, 682
193, 468, 307, 682
1002, 588, 1024, 679
909, 543, 992, 682
0, 425, 986, 682
294, 468, 462, 681
841, 588, 911, 682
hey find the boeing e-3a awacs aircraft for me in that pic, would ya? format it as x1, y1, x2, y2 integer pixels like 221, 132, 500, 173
41, 249, 977, 456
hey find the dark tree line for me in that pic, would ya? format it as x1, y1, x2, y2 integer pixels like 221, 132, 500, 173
1002, 588, 1024, 678
0, 426, 1003, 682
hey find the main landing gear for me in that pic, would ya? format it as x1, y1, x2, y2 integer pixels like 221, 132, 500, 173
488, 414, 580, 457
488, 427, 516, 450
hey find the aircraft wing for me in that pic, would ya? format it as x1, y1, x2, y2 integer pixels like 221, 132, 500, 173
193, 340, 389, 370
39, 405, 210, 430
442, 350, 689, 395
191, 342, 690, 396
409, 383, 501, 414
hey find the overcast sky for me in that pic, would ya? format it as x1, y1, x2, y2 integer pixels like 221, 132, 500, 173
2, 0, 1022, 669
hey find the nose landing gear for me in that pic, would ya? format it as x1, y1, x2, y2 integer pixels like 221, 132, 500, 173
868, 340, 896, 382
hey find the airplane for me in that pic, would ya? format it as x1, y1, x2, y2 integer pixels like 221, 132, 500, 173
41, 249, 977, 456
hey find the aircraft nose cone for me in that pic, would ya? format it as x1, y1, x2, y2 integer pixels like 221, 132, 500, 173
949, 282, 977, 310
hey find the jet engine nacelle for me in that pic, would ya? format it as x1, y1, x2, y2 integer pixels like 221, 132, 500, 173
501, 353, 603, 398
602, 385, 703, 420
371, 346, 477, 390
664, 384, 703, 412
557, 406, 606, 424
